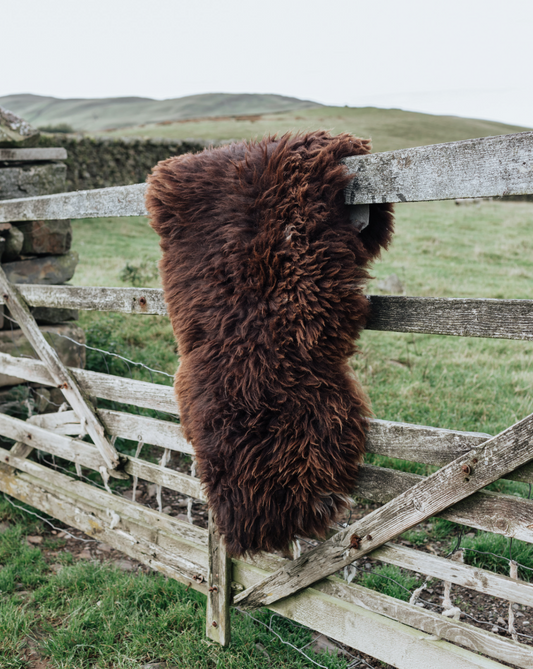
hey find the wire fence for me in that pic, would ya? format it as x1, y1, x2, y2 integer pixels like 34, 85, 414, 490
1, 311, 533, 667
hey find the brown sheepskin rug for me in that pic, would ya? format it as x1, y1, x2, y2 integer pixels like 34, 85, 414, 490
146, 131, 394, 556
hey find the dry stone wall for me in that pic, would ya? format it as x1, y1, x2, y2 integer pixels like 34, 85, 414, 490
0, 109, 84, 413
38, 134, 209, 191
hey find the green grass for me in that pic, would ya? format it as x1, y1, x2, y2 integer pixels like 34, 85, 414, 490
358, 564, 420, 602
461, 532, 533, 582
100, 105, 530, 153
0, 498, 347, 669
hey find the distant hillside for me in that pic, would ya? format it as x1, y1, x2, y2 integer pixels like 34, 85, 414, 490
100, 105, 532, 154
0, 93, 321, 133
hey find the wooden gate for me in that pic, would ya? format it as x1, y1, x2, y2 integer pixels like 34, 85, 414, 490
0, 132, 532, 668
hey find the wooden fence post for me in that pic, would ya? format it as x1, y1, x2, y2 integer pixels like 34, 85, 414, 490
206, 510, 231, 646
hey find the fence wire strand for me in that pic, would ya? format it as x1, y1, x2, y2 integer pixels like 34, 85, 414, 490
3, 308, 533, 666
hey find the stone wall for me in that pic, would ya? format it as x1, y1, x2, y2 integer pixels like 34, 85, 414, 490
38, 134, 210, 191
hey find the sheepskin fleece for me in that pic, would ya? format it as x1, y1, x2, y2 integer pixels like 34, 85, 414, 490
146, 132, 394, 556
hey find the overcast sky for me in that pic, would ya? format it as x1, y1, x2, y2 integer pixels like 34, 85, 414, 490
2, 0, 532, 128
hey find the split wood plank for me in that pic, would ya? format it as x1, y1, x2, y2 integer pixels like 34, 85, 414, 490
0, 454, 513, 669
234, 410, 533, 608
124, 457, 205, 500
0, 183, 148, 222
3, 286, 533, 341
0, 268, 120, 469
0, 352, 178, 414
29, 409, 193, 455
319, 578, 533, 669
344, 131, 533, 204
206, 509, 232, 646
366, 419, 490, 466
0, 413, 117, 475
366, 296, 533, 341
356, 465, 533, 541
0, 148, 67, 161
0, 415, 203, 497
0, 445, 207, 549
371, 543, 533, 608
235, 557, 533, 669
233, 563, 507, 669
0, 453, 208, 589
3, 284, 167, 315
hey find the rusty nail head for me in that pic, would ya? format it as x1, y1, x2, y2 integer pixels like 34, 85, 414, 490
472, 458, 478, 464
366, 534, 372, 541
350, 534, 361, 549
212, 621, 218, 628
139, 296, 147, 307
462, 465, 471, 475
208, 586, 218, 593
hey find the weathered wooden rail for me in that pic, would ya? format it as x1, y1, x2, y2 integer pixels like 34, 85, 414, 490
0, 131, 532, 669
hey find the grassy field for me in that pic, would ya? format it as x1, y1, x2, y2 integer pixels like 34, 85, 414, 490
1, 199, 532, 667
101, 105, 530, 153
71, 198, 533, 439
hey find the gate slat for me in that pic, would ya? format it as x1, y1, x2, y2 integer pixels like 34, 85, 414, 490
235, 410, 533, 608
344, 131, 533, 204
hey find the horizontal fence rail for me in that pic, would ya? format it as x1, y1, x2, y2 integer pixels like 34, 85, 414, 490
1, 450, 532, 668
344, 131, 533, 204
2, 286, 532, 341
0, 183, 148, 222
0, 132, 531, 223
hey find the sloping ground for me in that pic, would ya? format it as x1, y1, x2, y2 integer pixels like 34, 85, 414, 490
100, 105, 531, 153
0, 92, 321, 132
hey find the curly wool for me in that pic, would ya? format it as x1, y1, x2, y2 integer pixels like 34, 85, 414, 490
146, 131, 394, 556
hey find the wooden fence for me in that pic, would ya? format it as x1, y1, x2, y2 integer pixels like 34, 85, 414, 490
0, 132, 533, 668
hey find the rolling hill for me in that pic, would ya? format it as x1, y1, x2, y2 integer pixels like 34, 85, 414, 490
100, 105, 531, 154
0, 93, 321, 133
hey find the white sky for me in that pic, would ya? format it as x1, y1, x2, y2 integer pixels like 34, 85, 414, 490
1, 0, 532, 128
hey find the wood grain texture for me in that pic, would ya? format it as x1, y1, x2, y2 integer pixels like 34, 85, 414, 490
0, 445, 207, 548
206, 510, 232, 645
0, 148, 67, 162
0, 183, 148, 222
233, 562, 507, 669
0, 451, 521, 667
234, 410, 533, 608
124, 457, 206, 500
3, 287, 531, 342
29, 409, 193, 455
344, 131, 533, 204
0, 132, 530, 222
0, 413, 202, 497
320, 578, 533, 669
366, 419, 490, 466
0, 352, 178, 414
372, 543, 533, 608
366, 296, 533, 340
2, 284, 168, 315
356, 465, 533, 541
0, 453, 208, 589
0, 268, 120, 469
0, 413, 111, 474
